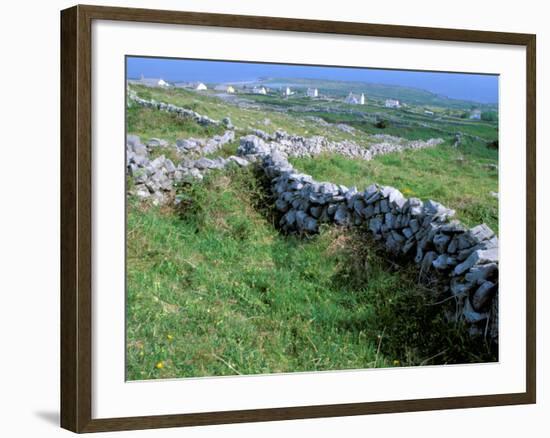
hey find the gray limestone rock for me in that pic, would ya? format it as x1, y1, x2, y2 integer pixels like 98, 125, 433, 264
469, 224, 495, 243
369, 216, 383, 234
384, 212, 395, 229
472, 281, 496, 311
163, 159, 176, 173
450, 278, 473, 296
432, 254, 457, 270
465, 263, 498, 285
463, 298, 488, 323
227, 155, 250, 167
402, 227, 414, 239
275, 199, 289, 212
409, 218, 420, 233
334, 205, 351, 226
310, 206, 323, 218
147, 138, 169, 148
433, 233, 451, 253
365, 191, 382, 205
421, 251, 437, 272
222, 117, 234, 129
303, 216, 318, 232
363, 204, 375, 219
453, 248, 499, 276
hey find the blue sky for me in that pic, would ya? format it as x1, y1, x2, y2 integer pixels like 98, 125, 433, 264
127, 57, 498, 103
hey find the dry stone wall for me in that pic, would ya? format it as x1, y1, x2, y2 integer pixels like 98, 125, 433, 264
127, 91, 228, 127
237, 135, 499, 340
126, 133, 248, 204
247, 129, 444, 161
125, 106, 498, 340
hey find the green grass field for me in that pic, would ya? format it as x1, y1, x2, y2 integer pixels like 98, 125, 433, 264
291, 143, 498, 233
126, 82, 498, 379
127, 104, 226, 143
126, 168, 495, 380
129, 84, 360, 143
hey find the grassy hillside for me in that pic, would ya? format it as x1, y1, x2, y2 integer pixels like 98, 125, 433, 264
127, 105, 226, 143
127, 83, 499, 233
128, 84, 360, 143
261, 77, 498, 110
126, 168, 495, 380
126, 80, 499, 379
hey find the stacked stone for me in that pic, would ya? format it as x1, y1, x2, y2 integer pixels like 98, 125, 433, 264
236, 136, 499, 340
127, 135, 178, 205
176, 130, 235, 155
128, 93, 221, 126
245, 130, 443, 161
127, 134, 250, 204
128, 128, 498, 339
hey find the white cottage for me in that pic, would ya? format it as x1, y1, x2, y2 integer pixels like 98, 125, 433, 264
306, 88, 319, 98
253, 86, 267, 95
131, 76, 172, 88
345, 92, 365, 105
215, 84, 236, 93
195, 82, 208, 91
282, 87, 294, 97
385, 99, 401, 108
470, 109, 482, 120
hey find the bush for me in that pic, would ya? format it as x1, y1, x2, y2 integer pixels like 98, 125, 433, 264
375, 119, 389, 129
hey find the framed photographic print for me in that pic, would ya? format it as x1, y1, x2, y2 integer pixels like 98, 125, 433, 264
60, 4, 536, 433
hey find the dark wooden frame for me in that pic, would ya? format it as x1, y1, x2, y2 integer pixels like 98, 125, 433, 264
61, 4, 536, 433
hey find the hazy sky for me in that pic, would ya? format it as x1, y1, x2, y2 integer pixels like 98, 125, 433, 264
127, 57, 499, 103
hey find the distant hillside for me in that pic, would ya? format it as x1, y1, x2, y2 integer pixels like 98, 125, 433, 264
260, 77, 497, 110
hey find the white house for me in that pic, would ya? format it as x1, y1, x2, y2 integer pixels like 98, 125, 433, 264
130, 76, 172, 88
424, 110, 434, 116
470, 109, 482, 120
306, 88, 319, 98
345, 92, 365, 105
385, 99, 401, 108
214, 84, 236, 93
282, 87, 294, 97
195, 82, 208, 91
253, 86, 267, 95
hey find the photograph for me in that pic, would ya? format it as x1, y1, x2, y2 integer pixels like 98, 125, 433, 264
125, 56, 500, 381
